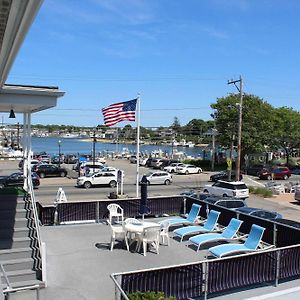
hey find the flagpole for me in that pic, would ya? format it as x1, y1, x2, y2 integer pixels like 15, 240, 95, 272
136, 94, 140, 197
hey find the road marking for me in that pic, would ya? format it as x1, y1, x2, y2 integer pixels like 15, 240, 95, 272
245, 175, 265, 186
244, 286, 300, 299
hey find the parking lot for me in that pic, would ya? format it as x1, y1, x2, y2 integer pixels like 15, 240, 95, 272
1, 158, 300, 221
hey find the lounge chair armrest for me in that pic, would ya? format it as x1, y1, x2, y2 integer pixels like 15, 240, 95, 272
258, 241, 275, 250
196, 216, 206, 224
237, 233, 248, 241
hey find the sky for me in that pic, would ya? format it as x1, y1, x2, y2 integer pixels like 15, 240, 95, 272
4, 0, 300, 128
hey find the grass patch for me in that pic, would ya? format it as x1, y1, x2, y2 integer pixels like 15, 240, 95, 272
0, 187, 26, 196
128, 291, 176, 300
249, 186, 273, 198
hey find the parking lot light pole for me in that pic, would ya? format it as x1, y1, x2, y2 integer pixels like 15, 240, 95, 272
93, 131, 96, 167
58, 140, 61, 167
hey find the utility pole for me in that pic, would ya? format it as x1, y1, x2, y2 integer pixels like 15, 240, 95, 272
228, 76, 243, 181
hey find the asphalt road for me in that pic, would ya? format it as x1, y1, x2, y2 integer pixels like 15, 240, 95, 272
2, 159, 300, 221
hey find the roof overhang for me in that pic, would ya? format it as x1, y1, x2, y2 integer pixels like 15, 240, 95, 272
0, 84, 65, 113
0, 0, 43, 86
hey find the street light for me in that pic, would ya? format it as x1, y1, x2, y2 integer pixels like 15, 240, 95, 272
92, 131, 97, 166
58, 140, 61, 167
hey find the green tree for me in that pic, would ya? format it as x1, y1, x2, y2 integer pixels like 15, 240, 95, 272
272, 107, 300, 165
171, 117, 181, 132
211, 94, 275, 155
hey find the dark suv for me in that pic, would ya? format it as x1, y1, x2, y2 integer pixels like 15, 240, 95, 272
204, 195, 247, 210
0, 172, 40, 189
32, 164, 68, 178
210, 170, 242, 182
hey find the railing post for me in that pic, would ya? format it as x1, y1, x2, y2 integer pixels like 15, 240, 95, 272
275, 249, 280, 286
203, 261, 209, 300
273, 223, 278, 247
114, 274, 122, 300
96, 201, 100, 223
54, 204, 59, 225
41, 242, 47, 286
183, 198, 186, 215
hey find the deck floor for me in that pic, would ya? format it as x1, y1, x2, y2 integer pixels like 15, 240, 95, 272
7, 219, 300, 300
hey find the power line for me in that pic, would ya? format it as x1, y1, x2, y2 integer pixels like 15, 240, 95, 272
50, 107, 208, 112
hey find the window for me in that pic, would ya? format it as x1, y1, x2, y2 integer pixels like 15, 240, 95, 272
235, 184, 248, 190
252, 211, 276, 219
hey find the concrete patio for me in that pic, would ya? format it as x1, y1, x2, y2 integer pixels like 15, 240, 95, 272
5, 218, 300, 300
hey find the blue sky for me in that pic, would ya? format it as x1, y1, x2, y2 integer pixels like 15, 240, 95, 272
5, 0, 300, 128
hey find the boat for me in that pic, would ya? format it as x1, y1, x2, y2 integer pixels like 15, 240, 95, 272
61, 133, 80, 138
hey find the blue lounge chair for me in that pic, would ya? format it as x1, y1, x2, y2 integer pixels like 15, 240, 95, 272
189, 218, 243, 251
161, 203, 201, 227
173, 210, 220, 242
208, 224, 266, 258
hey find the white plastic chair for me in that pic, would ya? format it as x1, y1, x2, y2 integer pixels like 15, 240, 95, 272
108, 220, 129, 251
107, 204, 124, 224
136, 226, 160, 256
160, 220, 170, 246
123, 218, 142, 245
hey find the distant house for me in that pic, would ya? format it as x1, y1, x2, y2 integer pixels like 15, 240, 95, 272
104, 129, 118, 139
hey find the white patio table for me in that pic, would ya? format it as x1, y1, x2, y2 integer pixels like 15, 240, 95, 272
124, 221, 160, 234
124, 221, 160, 251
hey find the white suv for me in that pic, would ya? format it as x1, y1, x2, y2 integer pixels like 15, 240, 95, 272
164, 163, 184, 173
203, 180, 249, 199
77, 172, 117, 189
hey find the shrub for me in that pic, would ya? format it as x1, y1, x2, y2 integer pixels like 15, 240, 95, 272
182, 159, 233, 171
0, 187, 25, 196
128, 291, 176, 300
249, 186, 273, 198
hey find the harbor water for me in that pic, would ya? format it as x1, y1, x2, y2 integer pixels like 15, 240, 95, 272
31, 137, 209, 158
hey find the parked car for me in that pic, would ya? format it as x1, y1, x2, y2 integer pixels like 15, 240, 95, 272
129, 155, 138, 164
149, 158, 166, 169
77, 172, 117, 189
32, 164, 68, 178
159, 159, 180, 170
203, 180, 249, 199
179, 190, 209, 200
245, 164, 269, 176
176, 164, 202, 175
100, 167, 122, 175
0, 172, 40, 189
145, 157, 155, 167
210, 170, 242, 182
204, 195, 247, 210
74, 162, 105, 174
152, 158, 166, 169
258, 167, 291, 180
18, 159, 40, 169
141, 171, 172, 185
274, 219, 300, 229
34, 154, 51, 163
51, 155, 64, 164
290, 166, 300, 175
295, 188, 300, 201
64, 154, 78, 164
164, 163, 185, 173
235, 207, 282, 220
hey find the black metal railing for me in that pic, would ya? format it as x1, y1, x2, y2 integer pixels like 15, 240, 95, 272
112, 244, 300, 300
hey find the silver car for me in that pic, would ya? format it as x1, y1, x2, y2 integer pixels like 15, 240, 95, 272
141, 171, 172, 185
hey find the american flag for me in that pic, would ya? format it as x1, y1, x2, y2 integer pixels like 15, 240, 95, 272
102, 99, 137, 127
